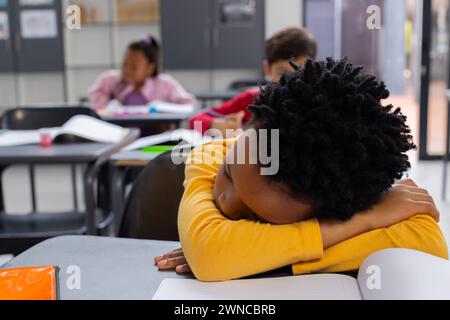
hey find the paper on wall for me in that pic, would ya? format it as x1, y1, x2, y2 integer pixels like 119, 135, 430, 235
20, 9, 57, 39
0, 11, 9, 40
19, 0, 54, 6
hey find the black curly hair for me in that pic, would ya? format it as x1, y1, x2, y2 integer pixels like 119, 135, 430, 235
248, 58, 416, 221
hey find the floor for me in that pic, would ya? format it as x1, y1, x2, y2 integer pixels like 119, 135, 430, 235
0, 164, 88, 264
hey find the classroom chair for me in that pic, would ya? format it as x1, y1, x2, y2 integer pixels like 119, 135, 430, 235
118, 150, 186, 241
228, 79, 267, 92
0, 105, 99, 131
0, 106, 110, 255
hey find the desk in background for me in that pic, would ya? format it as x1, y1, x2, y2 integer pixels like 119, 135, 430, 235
16, 103, 192, 130
102, 112, 192, 132
0, 130, 139, 241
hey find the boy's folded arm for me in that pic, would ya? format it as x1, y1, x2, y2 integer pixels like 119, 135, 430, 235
292, 214, 449, 275
178, 147, 324, 282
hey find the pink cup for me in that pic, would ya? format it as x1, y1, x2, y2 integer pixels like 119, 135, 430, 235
39, 129, 53, 148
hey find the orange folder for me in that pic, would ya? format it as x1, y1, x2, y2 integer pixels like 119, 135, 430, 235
0, 266, 58, 300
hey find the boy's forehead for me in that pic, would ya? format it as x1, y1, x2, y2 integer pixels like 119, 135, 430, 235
270, 56, 307, 69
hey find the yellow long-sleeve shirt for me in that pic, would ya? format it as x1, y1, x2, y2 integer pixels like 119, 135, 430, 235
178, 139, 449, 282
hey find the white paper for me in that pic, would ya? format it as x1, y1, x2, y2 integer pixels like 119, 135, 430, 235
20, 9, 57, 39
0, 130, 41, 147
60, 115, 129, 144
0, 115, 129, 147
105, 100, 194, 116
358, 248, 450, 300
122, 129, 211, 152
19, 0, 54, 6
0, 128, 61, 147
0, 12, 9, 40
153, 274, 362, 300
149, 100, 195, 114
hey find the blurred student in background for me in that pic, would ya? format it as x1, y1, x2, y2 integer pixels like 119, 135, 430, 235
89, 35, 196, 112
189, 27, 317, 135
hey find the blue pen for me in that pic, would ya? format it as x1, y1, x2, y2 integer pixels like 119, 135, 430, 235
149, 105, 158, 113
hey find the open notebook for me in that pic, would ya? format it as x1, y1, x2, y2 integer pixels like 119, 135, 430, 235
0, 115, 130, 147
106, 100, 195, 116
123, 129, 211, 152
153, 249, 450, 300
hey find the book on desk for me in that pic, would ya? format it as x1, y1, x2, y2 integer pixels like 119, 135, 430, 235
153, 249, 450, 300
122, 129, 211, 152
104, 100, 195, 117
0, 115, 130, 147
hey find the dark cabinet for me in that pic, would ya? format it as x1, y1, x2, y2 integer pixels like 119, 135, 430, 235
160, 0, 212, 70
0, 0, 64, 73
0, 1, 15, 72
161, 0, 265, 70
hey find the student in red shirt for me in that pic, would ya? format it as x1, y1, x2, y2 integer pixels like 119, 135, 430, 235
190, 27, 318, 135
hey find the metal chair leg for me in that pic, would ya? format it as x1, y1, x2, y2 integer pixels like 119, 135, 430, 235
29, 165, 37, 213
0, 166, 5, 214
71, 164, 79, 212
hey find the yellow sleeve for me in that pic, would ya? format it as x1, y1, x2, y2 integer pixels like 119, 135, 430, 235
292, 214, 448, 275
178, 141, 324, 282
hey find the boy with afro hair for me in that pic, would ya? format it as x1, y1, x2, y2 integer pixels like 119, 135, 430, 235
156, 58, 447, 282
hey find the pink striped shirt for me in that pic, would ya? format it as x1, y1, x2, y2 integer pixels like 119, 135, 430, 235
89, 70, 196, 110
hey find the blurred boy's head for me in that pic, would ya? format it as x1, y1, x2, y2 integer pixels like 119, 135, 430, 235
264, 27, 317, 81
214, 58, 416, 224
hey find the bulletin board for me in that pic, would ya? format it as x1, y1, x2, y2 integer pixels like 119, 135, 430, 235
115, 0, 160, 23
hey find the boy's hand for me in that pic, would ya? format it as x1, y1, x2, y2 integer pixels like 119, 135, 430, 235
318, 179, 440, 249
154, 249, 192, 274
361, 179, 440, 230
209, 111, 245, 137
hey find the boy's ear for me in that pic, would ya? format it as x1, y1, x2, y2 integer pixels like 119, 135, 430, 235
263, 60, 271, 77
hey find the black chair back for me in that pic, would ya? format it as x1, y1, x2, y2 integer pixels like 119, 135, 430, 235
228, 79, 267, 92
119, 151, 186, 241
0, 106, 99, 130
